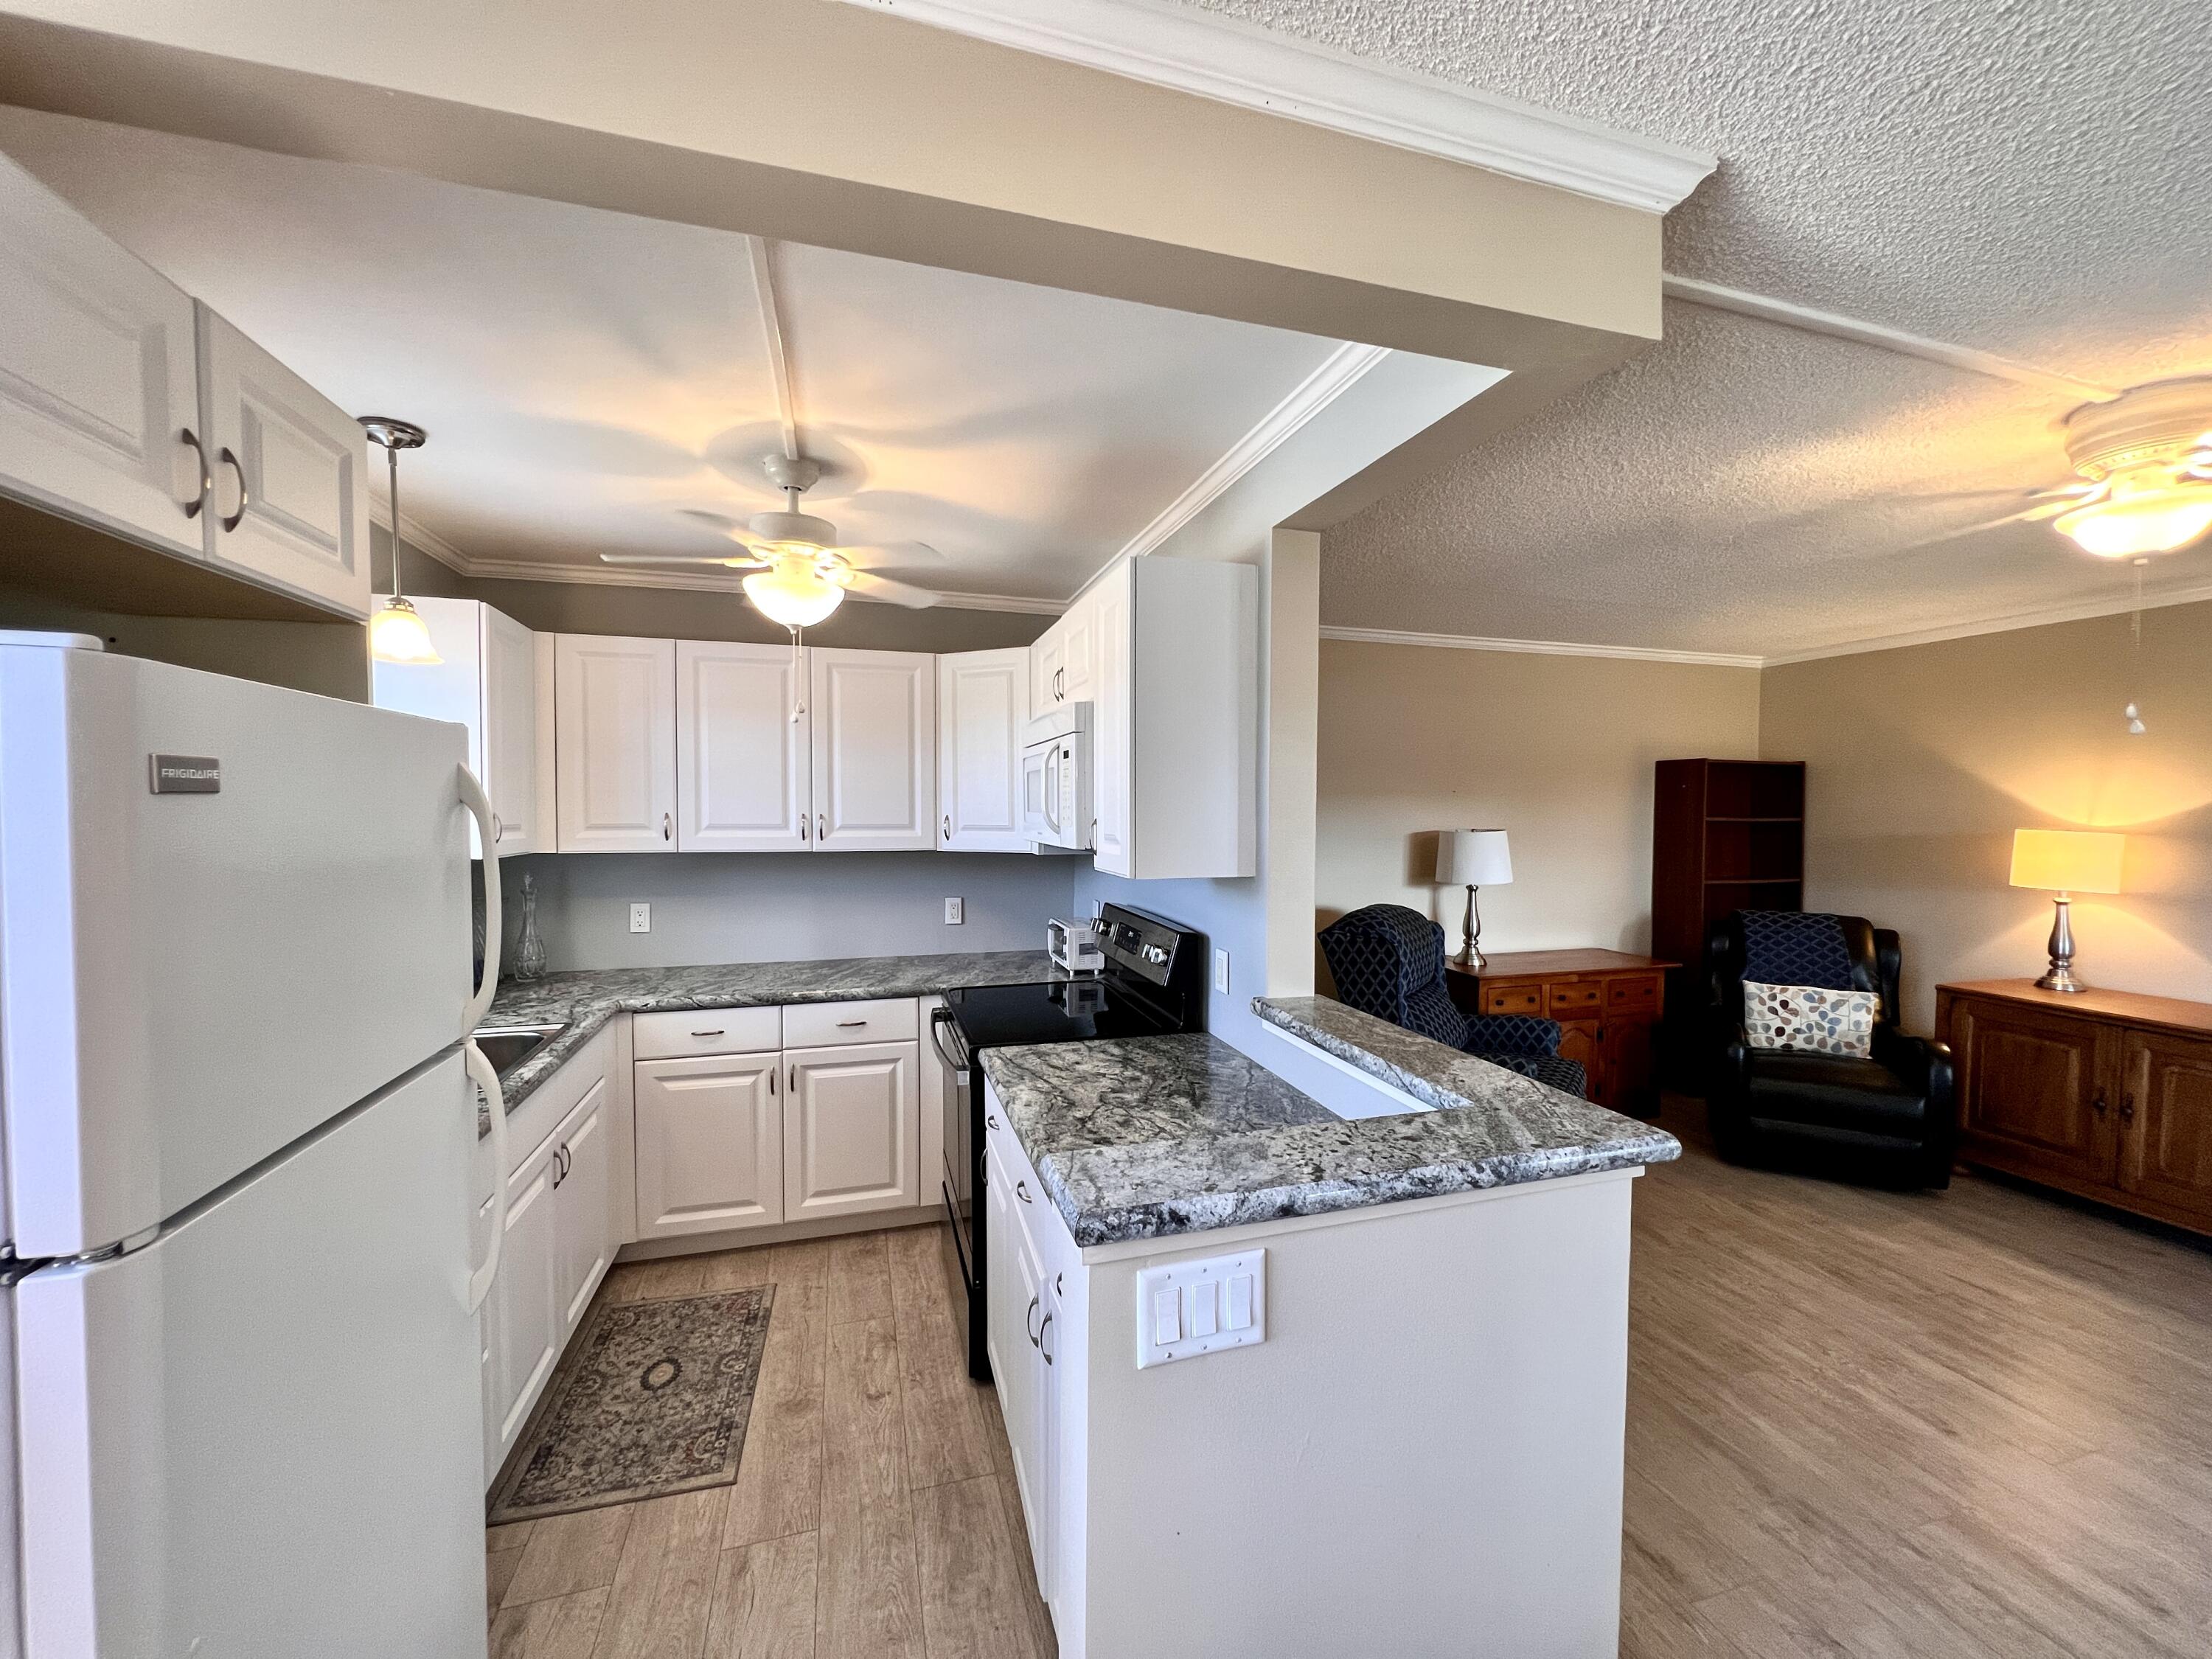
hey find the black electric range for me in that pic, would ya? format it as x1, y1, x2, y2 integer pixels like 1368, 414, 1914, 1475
932, 904, 1207, 1380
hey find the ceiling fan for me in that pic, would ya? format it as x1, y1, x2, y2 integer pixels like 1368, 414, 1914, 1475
600, 454, 945, 624
1924, 376, 2212, 558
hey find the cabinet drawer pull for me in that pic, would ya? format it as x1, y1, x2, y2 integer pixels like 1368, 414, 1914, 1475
1026, 1295, 1041, 1346
837, 1019, 867, 1029
178, 427, 209, 517
691, 1029, 725, 1038
1016, 1178, 1032, 1203
216, 446, 248, 532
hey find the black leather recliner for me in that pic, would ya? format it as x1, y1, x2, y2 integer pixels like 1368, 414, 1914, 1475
1707, 911, 1956, 1189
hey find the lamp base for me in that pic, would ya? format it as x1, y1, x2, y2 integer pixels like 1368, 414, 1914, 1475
2035, 894, 2086, 993
1453, 885, 1486, 972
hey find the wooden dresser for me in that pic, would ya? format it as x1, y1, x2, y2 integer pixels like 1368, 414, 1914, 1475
1938, 980, 2212, 1234
1447, 950, 1674, 1116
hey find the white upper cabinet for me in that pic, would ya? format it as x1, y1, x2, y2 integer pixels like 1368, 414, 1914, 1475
677, 640, 810, 852
1085, 557, 1256, 880
554, 633, 676, 852
371, 597, 540, 855
194, 304, 370, 618
938, 647, 1029, 852
810, 647, 936, 851
0, 152, 204, 558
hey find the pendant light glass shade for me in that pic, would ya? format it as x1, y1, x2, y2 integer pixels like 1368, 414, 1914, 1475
360, 416, 443, 665
368, 595, 442, 664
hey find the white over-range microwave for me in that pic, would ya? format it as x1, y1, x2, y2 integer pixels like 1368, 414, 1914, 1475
1022, 701, 1093, 850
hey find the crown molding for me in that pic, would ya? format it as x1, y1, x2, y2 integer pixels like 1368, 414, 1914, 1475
831, 0, 1714, 212
1319, 625, 1761, 669
1115, 341, 1391, 569
1760, 577, 2212, 666
366, 493, 473, 575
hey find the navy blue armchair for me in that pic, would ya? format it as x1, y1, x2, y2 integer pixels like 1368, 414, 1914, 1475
1318, 905, 1587, 1096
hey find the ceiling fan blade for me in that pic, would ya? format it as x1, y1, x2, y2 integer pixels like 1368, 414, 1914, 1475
675, 508, 771, 549
598, 553, 768, 568
840, 570, 942, 609
833, 540, 945, 569
1910, 495, 2091, 549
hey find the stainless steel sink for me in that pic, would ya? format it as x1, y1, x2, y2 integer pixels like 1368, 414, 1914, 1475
472, 1023, 567, 1078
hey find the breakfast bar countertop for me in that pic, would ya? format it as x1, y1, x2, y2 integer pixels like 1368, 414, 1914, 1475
981, 1012, 1680, 1248
481, 950, 1070, 1116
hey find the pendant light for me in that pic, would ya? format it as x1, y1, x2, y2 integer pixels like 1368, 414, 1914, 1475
360, 417, 442, 665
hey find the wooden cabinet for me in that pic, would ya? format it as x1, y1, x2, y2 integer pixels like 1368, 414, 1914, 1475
810, 647, 936, 850
676, 640, 809, 851
193, 304, 370, 617
372, 597, 541, 854
783, 1040, 920, 1222
554, 633, 677, 852
633, 1051, 785, 1239
0, 151, 204, 558
1447, 950, 1674, 1116
937, 647, 1029, 851
1941, 980, 2212, 1234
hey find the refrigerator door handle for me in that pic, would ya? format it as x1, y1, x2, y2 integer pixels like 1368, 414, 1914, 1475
465, 1037, 507, 1314
459, 764, 501, 1033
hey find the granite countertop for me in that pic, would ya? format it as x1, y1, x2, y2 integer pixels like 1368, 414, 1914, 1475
981, 1012, 1680, 1248
480, 950, 1068, 1121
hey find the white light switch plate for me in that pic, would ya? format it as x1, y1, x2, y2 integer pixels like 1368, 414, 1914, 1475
945, 897, 964, 924
1213, 948, 1230, 995
628, 902, 650, 933
1135, 1248, 1265, 1368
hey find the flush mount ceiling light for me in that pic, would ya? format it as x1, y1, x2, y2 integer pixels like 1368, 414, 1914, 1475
358, 417, 442, 664
597, 454, 947, 622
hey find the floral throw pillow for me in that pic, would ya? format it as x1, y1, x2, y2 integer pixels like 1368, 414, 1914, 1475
1742, 981, 1876, 1057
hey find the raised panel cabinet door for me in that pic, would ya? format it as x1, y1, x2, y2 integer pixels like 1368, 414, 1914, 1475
2116, 1031, 2212, 1229
676, 639, 809, 851
1060, 591, 1095, 705
782, 1040, 919, 1221
1088, 563, 1131, 873
554, 633, 677, 852
633, 1052, 785, 1239
1955, 1000, 2115, 1186
552, 1077, 613, 1332
481, 604, 539, 852
0, 153, 205, 557
984, 1141, 1048, 1587
809, 647, 936, 850
195, 304, 371, 617
1032, 625, 1065, 711
1601, 1014, 1659, 1114
1556, 1020, 1601, 1103
492, 1138, 562, 1457
938, 647, 1029, 851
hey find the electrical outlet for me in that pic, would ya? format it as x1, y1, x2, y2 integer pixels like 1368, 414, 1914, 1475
1214, 947, 1231, 994
945, 897, 964, 925
629, 902, 651, 933
1091, 897, 1104, 919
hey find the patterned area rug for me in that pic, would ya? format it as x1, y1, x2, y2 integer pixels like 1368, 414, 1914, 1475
488, 1286, 774, 1524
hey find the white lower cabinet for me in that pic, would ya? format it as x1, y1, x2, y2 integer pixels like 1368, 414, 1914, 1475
489, 1134, 561, 1461
633, 1051, 785, 1239
552, 1079, 613, 1332
784, 1040, 920, 1222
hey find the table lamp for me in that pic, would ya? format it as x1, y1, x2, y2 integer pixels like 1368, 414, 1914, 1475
2009, 828, 2124, 993
1436, 828, 1512, 970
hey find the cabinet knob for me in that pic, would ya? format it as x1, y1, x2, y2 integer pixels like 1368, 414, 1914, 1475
2092, 1091, 2108, 1115
2119, 1093, 2136, 1123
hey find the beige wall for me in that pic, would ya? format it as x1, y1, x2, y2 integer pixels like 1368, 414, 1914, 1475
1315, 641, 1761, 968
1762, 600, 2212, 1031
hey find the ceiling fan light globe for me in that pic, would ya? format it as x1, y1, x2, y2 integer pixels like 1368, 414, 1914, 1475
742, 566, 844, 627
2054, 484, 2212, 557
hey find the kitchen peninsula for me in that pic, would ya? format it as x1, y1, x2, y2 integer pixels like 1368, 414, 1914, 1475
979, 997, 1679, 1659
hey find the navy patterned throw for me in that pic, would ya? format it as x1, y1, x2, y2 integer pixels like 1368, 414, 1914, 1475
1739, 910, 1854, 992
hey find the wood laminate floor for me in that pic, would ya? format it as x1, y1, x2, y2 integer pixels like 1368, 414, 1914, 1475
485, 1106, 2212, 1658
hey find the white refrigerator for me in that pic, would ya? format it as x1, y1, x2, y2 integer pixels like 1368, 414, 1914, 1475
0, 633, 506, 1658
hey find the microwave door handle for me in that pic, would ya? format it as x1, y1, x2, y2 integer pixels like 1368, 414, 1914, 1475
1043, 745, 1062, 836
458, 764, 501, 1033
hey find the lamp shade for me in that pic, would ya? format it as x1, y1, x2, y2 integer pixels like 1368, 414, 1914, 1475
2009, 828, 2124, 894
1436, 828, 1512, 886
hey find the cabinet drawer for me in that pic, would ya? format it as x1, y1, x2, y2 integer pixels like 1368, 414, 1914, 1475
784, 997, 919, 1048
1606, 975, 1661, 1012
633, 1005, 782, 1060
1547, 982, 1604, 1015
1481, 984, 1545, 1017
